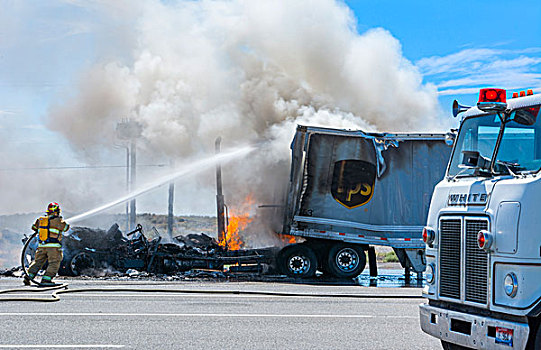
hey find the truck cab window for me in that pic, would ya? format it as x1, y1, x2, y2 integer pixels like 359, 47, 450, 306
448, 105, 541, 177
494, 122, 540, 173
448, 116, 500, 177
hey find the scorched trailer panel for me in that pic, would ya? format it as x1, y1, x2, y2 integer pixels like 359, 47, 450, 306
281, 125, 451, 274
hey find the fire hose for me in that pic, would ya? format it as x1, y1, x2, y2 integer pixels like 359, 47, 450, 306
20, 231, 53, 288
0, 284, 424, 302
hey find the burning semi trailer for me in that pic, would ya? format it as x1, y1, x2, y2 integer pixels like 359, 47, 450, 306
22, 125, 452, 280
275, 125, 452, 279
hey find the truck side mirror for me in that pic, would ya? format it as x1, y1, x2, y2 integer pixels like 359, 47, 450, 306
445, 131, 457, 146
510, 108, 538, 126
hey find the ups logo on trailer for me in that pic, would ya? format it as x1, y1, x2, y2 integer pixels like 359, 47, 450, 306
331, 160, 376, 209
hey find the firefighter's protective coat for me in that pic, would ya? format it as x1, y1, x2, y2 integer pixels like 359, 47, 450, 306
32, 215, 70, 248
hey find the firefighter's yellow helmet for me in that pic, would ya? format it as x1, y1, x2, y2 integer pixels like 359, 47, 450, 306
47, 202, 60, 215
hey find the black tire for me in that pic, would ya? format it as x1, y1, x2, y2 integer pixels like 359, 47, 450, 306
440, 340, 472, 350
326, 243, 366, 279
68, 251, 96, 276
278, 244, 317, 278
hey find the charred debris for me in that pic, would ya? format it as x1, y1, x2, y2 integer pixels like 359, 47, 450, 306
21, 223, 278, 278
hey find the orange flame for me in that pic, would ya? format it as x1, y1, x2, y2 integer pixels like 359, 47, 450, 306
279, 234, 297, 244
219, 194, 254, 250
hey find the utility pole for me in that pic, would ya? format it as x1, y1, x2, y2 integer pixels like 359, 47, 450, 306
167, 160, 175, 240
129, 139, 137, 231
125, 147, 130, 234
116, 119, 142, 232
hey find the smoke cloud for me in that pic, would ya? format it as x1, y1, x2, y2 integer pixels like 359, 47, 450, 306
2, 0, 447, 250
50, 1, 441, 153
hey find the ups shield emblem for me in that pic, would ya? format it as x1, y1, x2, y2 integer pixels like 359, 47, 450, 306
331, 160, 376, 209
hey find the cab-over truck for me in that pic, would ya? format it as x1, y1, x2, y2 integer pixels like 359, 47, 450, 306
420, 88, 541, 349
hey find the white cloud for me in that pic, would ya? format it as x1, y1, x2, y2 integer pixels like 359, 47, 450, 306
438, 72, 541, 89
21, 124, 46, 130
417, 48, 500, 76
39, 22, 93, 43
0, 110, 17, 116
486, 56, 541, 70
417, 47, 541, 95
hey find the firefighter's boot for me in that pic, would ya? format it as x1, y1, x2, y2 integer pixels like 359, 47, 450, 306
39, 275, 56, 287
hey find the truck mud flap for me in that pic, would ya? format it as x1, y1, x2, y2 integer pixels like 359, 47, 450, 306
394, 248, 426, 272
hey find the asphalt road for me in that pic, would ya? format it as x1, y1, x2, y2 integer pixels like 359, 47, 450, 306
0, 278, 440, 350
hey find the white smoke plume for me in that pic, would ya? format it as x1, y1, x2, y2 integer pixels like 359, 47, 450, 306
50, 1, 441, 154
2, 0, 447, 250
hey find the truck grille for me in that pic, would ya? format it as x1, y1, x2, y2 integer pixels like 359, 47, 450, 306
439, 219, 461, 299
439, 217, 489, 304
465, 220, 488, 303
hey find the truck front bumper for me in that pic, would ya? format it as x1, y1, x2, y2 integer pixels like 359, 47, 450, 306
419, 303, 529, 349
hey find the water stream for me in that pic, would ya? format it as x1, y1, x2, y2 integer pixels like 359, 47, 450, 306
67, 145, 254, 224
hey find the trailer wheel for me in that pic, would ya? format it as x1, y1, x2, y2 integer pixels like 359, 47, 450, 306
326, 244, 366, 279
278, 244, 317, 278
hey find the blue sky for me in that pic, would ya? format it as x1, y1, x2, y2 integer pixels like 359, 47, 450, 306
345, 0, 541, 109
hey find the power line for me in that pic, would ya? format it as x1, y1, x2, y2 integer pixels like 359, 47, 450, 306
0, 164, 167, 171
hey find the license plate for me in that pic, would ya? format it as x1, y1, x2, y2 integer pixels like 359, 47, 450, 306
495, 327, 513, 347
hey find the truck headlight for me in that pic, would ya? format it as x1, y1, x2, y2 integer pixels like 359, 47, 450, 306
426, 263, 435, 284
504, 273, 518, 297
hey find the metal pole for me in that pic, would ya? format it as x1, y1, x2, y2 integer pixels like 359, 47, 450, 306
167, 160, 175, 240
129, 139, 137, 231
215, 137, 226, 247
368, 246, 378, 277
404, 260, 411, 285
126, 147, 130, 234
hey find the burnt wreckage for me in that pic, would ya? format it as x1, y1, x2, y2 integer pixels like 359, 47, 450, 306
23, 224, 277, 276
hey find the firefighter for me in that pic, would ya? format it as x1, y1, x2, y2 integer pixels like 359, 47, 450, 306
24, 202, 70, 286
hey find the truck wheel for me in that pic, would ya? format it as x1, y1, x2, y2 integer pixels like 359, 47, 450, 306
69, 252, 96, 276
278, 244, 317, 278
440, 340, 472, 349
326, 244, 366, 279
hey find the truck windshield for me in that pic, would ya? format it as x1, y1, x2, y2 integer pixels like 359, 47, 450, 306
448, 106, 541, 177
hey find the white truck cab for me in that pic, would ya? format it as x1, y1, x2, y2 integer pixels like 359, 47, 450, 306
419, 88, 541, 349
